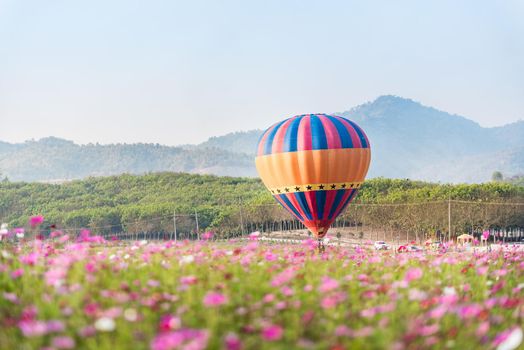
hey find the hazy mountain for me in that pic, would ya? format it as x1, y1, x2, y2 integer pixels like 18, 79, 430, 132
1, 95, 522, 183
195, 95, 524, 183
0, 137, 254, 182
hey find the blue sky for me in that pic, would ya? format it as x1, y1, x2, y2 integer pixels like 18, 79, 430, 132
1, 0, 523, 145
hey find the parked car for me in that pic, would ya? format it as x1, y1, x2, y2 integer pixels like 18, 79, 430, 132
398, 245, 424, 253
374, 241, 390, 250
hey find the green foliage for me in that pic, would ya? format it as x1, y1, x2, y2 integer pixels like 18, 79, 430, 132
0, 173, 522, 235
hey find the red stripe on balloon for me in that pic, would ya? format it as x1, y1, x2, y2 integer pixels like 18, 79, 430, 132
318, 115, 342, 149
331, 190, 354, 219
257, 124, 277, 156
274, 196, 302, 222
322, 190, 338, 220
333, 116, 362, 148
297, 115, 312, 151
304, 191, 318, 221
271, 118, 294, 154
286, 193, 309, 221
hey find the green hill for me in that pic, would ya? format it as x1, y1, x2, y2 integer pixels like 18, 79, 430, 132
0, 173, 522, 236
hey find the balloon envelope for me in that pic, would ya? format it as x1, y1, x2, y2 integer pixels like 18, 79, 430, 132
255, 114, 371, 238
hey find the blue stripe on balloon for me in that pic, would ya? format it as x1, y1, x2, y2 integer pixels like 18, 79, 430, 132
346, 119, 368, 148
337, 189, 358, 216
276, 194, 304, 221
263, 119, 289, 155
282, 116, 302, 152
294, 192, 313, 220
315, 190, 327, 220
328, 116, 353, 149
310, 115, 328, 150
328, 189, 347, 219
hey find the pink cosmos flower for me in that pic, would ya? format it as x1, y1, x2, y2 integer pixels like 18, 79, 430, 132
428, 305, 447, 319
46, 320, 65, 333
29, 215, 44, 227
203, 292, 228, 307
318, 276, 339, 293
335, 325, 352, 337
159, 315, 181, 332
404, 267, 423, 283
271, 268, 295, 287
51, 336, 75, 349
50, 230, 63, 238
180, 275, 198, 285
248, 231, 260, 240
476, 321, 490, 337
201, 232, 214, 240
151, 329, 209, 350
261, 324, 283, 341
19, 320, 47, 337
418, 324, 439, 337
11, 268, 24, 279
458, 304, 482, 319
20, 252, 38, 266
263, 294, 275, 303
224, 332, 242, 350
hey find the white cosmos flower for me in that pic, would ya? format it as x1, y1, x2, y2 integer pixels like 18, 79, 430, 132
94, 317, 115, 332
497, 328, 523, 350
180, 255, 194, 265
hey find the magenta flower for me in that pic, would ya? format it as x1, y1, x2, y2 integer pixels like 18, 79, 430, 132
11, 268, 24, 279
52, 336, 76, 349
19, 320, 47, 337
159, 315, 181, 332
29, 215, 44, 227
318, 276, 339, 293
180, 275, 198, 285
46, 320, 65, 333
203, 292, 228, 307
476, 321, 490, 337
224, 332, 242, 350
261, 324, 283, 341
404, 267, 423, 283
201, 232, 214, 240
151, 329, 209, 350
271, 268, 295, 287
20, 252, 38, 266
50, 230, 63, 238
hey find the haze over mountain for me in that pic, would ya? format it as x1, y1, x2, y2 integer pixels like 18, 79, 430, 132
1, 96, 522, 183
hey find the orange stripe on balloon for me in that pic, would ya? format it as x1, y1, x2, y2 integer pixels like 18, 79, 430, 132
255, 148, 371, 189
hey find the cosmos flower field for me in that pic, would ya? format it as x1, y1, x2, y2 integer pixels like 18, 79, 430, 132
1, 233, 523, 350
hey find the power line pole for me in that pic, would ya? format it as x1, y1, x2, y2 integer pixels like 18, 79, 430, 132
448, 197, 451, 243
238, 197, 245, 236
173, 209, 177, 243
194, 209, 199, 240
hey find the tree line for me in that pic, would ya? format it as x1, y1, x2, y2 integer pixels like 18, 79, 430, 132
0, 173, 522, 238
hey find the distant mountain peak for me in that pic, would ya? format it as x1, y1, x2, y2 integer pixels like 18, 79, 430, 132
31, 136, 75, 146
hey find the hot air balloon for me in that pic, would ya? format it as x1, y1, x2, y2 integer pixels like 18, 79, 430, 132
255, 114, 371, 250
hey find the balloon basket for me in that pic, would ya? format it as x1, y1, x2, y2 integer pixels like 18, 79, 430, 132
317, 238, 325, 254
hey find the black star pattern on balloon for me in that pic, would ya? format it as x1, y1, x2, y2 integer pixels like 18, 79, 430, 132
295, 186, 300, 191
277, 189, 281, 193
350, 184, 354, 188
306, 185, 312, 190
271, 190, 275, 194
285, 188, 290, 192
318, 184, 324, 190
341, 184, 346, 188
331, 184, 336, 189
